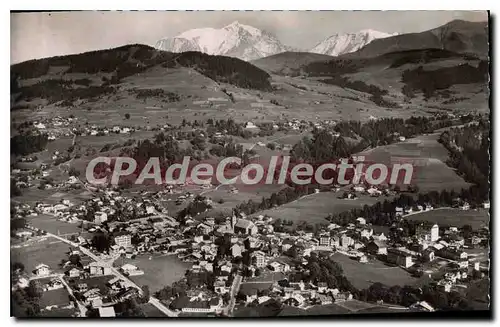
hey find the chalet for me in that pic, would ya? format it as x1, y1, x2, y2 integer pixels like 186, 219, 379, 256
67, 267, 81, 278
358, 254, 368, 263
366, 240, 387, 255
43, 279, 64, 291
466, 236, 482, 248
197, 223, 213, 235
98, 306, 116, 317
116, 287, 139, 301
319, 233, 331, 247
316, 294, 333, 305
359, 228, 373, 239
367, 187, 382, 197
245, 122, 258, 129
83, 288, 101, 305
245, 236, 260, 249
437, 280, 452, 293
331, 235, 340, 248
372, 233, 388, 242
34, 263, 50, 277
257, 296, 272, 305
445, 234, 465, 247
281, 239, 294, 252
219, 262, 232, 274
333, 292, 353, 302
460, 202, 470, 211
214, 280, 230, 294
76, 283, 88, 292
356, 217, 366, 225
421, 248, 435, 262
353, 185, 365, 193
317, 282, 328, 293
268, 261, 290, 273
15, 230, 33, 239
340, 235, 354, 248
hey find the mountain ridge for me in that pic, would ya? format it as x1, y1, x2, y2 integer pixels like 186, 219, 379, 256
310, 29, 397, 56
342, 19, 489, 59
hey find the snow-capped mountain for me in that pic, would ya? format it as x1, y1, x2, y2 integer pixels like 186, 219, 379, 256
155, 21, 291, 61
310, 30, 398, 56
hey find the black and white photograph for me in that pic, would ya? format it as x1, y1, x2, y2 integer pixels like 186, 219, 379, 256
9, 9, 491, 319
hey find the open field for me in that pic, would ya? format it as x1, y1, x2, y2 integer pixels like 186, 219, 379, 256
40, 307, 78, 317
11, 237, 76, 275
39, 287, 72, 308
115, 254, 191, 293
14, 188, 93, 207
277, 300, 409, 317
330, 253, 417, 289
466, 278, 490, 310
28, 214, 87, 236
205, 183, 287, 217
140, 303, 167, 317
254, 192, 394, 225
359, 133, 471, 192
404, 208, 489, 230
11, 62, 449, 136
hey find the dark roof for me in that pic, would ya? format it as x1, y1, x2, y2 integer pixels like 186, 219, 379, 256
235, 219, 255, 229
388, 248, 412, 256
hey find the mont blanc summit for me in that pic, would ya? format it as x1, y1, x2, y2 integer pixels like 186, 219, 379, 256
155, 21, 291, 61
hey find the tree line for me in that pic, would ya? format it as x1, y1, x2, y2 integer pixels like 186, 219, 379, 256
11, 132, 49, 156
438, 120, 490, 200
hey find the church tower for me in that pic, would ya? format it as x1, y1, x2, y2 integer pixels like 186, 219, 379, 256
231, 209, 238, 232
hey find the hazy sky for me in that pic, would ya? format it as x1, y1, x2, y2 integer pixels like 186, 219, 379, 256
11, 11, 488, 64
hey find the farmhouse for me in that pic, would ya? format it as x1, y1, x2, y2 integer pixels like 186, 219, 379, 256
245, 122, 258, 129
67, 267, 81, 278
34, 263, 50, 277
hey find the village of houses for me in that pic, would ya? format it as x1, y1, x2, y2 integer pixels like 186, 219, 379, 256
10, 107, 490, 317
11, 171, 490, 317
